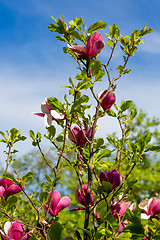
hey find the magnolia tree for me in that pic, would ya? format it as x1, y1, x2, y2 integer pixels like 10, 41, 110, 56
0, 15, 160, 240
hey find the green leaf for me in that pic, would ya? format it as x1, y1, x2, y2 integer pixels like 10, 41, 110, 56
63, 47, 77, 60
120, 101, 133, 112
6, 195, 17, 206
29, 130, 35, 140
2, 173, 18, 184
39, 191, 49, 204
145, 145, 160, 152
71, 31, 81, 40
22, 172, 34, 182
102, 181, 112, 193
129, 108, 137, 120
47, 125, 56, 138
48, 97, 65, 113
109, 24, 120, 39
45, 173, 52, 184
49, 221, 63, 240
95, 138, 104, 149
55, 36, 68, 42
0, 131, 7, 139
87, 21, 107, 34
107, 109, 116, 117
56, 135, 64, 142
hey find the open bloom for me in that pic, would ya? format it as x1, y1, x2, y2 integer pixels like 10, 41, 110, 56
43, 190, 71, 216
98, 91, 116, 111
139, 197, 160, 219
112, 201, 136, 238
0, 175, 22, 199
112, 201, 136, 219
70, 32, 105, 58
68, 126, 94, 147
33, 97, 65, 127
0, 221, 33, 240
99, 170, 122, 191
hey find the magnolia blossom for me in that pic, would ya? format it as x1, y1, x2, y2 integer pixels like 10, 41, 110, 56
0, 175, 22, 199
99, 170, 122, 191
0, 221, 33, 240
68, 126, 93, 147
70, 184, 93, 211
43, 190, 71, 216
112, 201, 136, 238
70, 32, 105, 58
139, 197, 160, 220
98, 91, 116, 111
33, 97, 65, 127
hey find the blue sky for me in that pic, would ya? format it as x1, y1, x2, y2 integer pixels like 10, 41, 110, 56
0, 0, 160, 157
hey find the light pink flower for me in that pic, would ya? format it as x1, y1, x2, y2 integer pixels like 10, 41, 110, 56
0, 221, 33, 240
97, 91, 116, 111
33, 97, 65, 127
70, 32, 105, 58
139, 197, 160, 219
99, 170, 122, 191
43, 190, 71, 216
68, 126, 93, 147
0, 174, 23, 199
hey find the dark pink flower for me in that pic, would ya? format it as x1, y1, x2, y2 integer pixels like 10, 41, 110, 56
139, 197, 160, 220
0, 221, 33, 240
0, 175, 22, 199
75, 184, 93, 210
43, 190, 71, 216
98, 91, 116, 111
70, 32, 105, 58
99, 170, 122, 191
33, 97, 65, 127
68, 126, 93, 147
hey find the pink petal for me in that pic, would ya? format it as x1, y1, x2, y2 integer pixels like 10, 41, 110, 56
32, 112, 45, 117
99, 170, 108, 183
0, 178, 7, 189
44, 114, 52, 127
0, 186, 5, 196
8, 222, 24, 240
41, 101, 50, 114
45, 97, 53, 111
70, 45, 88, 58
6, 184, 22, 199
21, 230, 33, 240
54, 196, 71, 216
51, 110, 65, 120
152, 201, 160, 215
148, 197, 157, 215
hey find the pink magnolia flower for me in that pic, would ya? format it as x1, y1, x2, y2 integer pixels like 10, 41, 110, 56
99, 170, 122, 191
68, 126, 94, 147
0, 221, 33, 240
112, 201, 136, 238
33, 97, 65, 127
112, 201, 136, 219
43, 190, 71, 216
97, 91, 116, 111
70, 32, 105, 58
139, 197, 160, 219
0, 175, 22, 199
73, 184, 94, 211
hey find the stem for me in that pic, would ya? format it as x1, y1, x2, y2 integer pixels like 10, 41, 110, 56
5, 145, 11, 173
